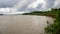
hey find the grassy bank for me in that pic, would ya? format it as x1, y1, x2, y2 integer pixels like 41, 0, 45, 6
23, 8, 60, 34
45, 8, 60, 34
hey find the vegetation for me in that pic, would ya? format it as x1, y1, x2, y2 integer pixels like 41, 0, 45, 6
45, 8, 60, 34
0, 14, 3, 15
23, 8, 60, 34
22, 9, 57, 18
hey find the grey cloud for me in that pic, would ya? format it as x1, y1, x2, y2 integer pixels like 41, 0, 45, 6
53, 4, 60, 8
36, 3, 43, 9
18, 0, 56, 11
18, 0, 44, 11
26, 3, 43, 11
18, 0, 36, 11
0, 0, 19, 8
18, 6, 27, 11
0, 0, 60, 11
45, 0, 56, 8
53, 0, 60, 8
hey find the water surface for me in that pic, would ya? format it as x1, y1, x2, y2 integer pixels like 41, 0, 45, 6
0, 15, 54, 34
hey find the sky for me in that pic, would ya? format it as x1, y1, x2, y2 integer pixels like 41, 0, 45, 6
0, 0, 60, 14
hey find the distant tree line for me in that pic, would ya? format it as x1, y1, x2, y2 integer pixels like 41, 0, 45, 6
23, 8, 59, 18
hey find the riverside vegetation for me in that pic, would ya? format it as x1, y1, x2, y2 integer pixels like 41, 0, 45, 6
23, 8, 60, 34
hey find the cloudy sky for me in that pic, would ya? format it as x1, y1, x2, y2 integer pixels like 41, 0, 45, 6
0, 0, 60, 14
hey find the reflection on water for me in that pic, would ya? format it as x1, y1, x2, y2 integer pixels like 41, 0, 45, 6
0, 15, 54, 34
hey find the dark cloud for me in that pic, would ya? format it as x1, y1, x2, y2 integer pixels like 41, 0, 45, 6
53, 0, 60, 8
0, 0, 59, 11
18, 6, 27, 11
36, 3, 43, 9
45, 0, 56, 8
18, 0, 36, 11
0, 0, 19, 8
26, 3, 43, 11
18, 3, 43, 11
53, 4, 60, 8
18, 0, 56, 11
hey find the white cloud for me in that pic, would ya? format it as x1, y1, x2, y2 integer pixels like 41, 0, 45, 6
0, 0, 60, 14
27, 0, 45, 8
0, 8, 25, 14
53, 0, 60, 8
0, 8, 10, 12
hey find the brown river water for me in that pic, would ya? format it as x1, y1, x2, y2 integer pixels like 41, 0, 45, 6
0, 15, 54, 34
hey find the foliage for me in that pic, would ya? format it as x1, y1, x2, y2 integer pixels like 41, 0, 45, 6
45, 8, 60, 34
0, 14, 3, 15
22, 9, 57, 18
23, 8, 60, 34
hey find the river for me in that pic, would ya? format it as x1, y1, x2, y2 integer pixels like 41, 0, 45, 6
0, 15, 54, 34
